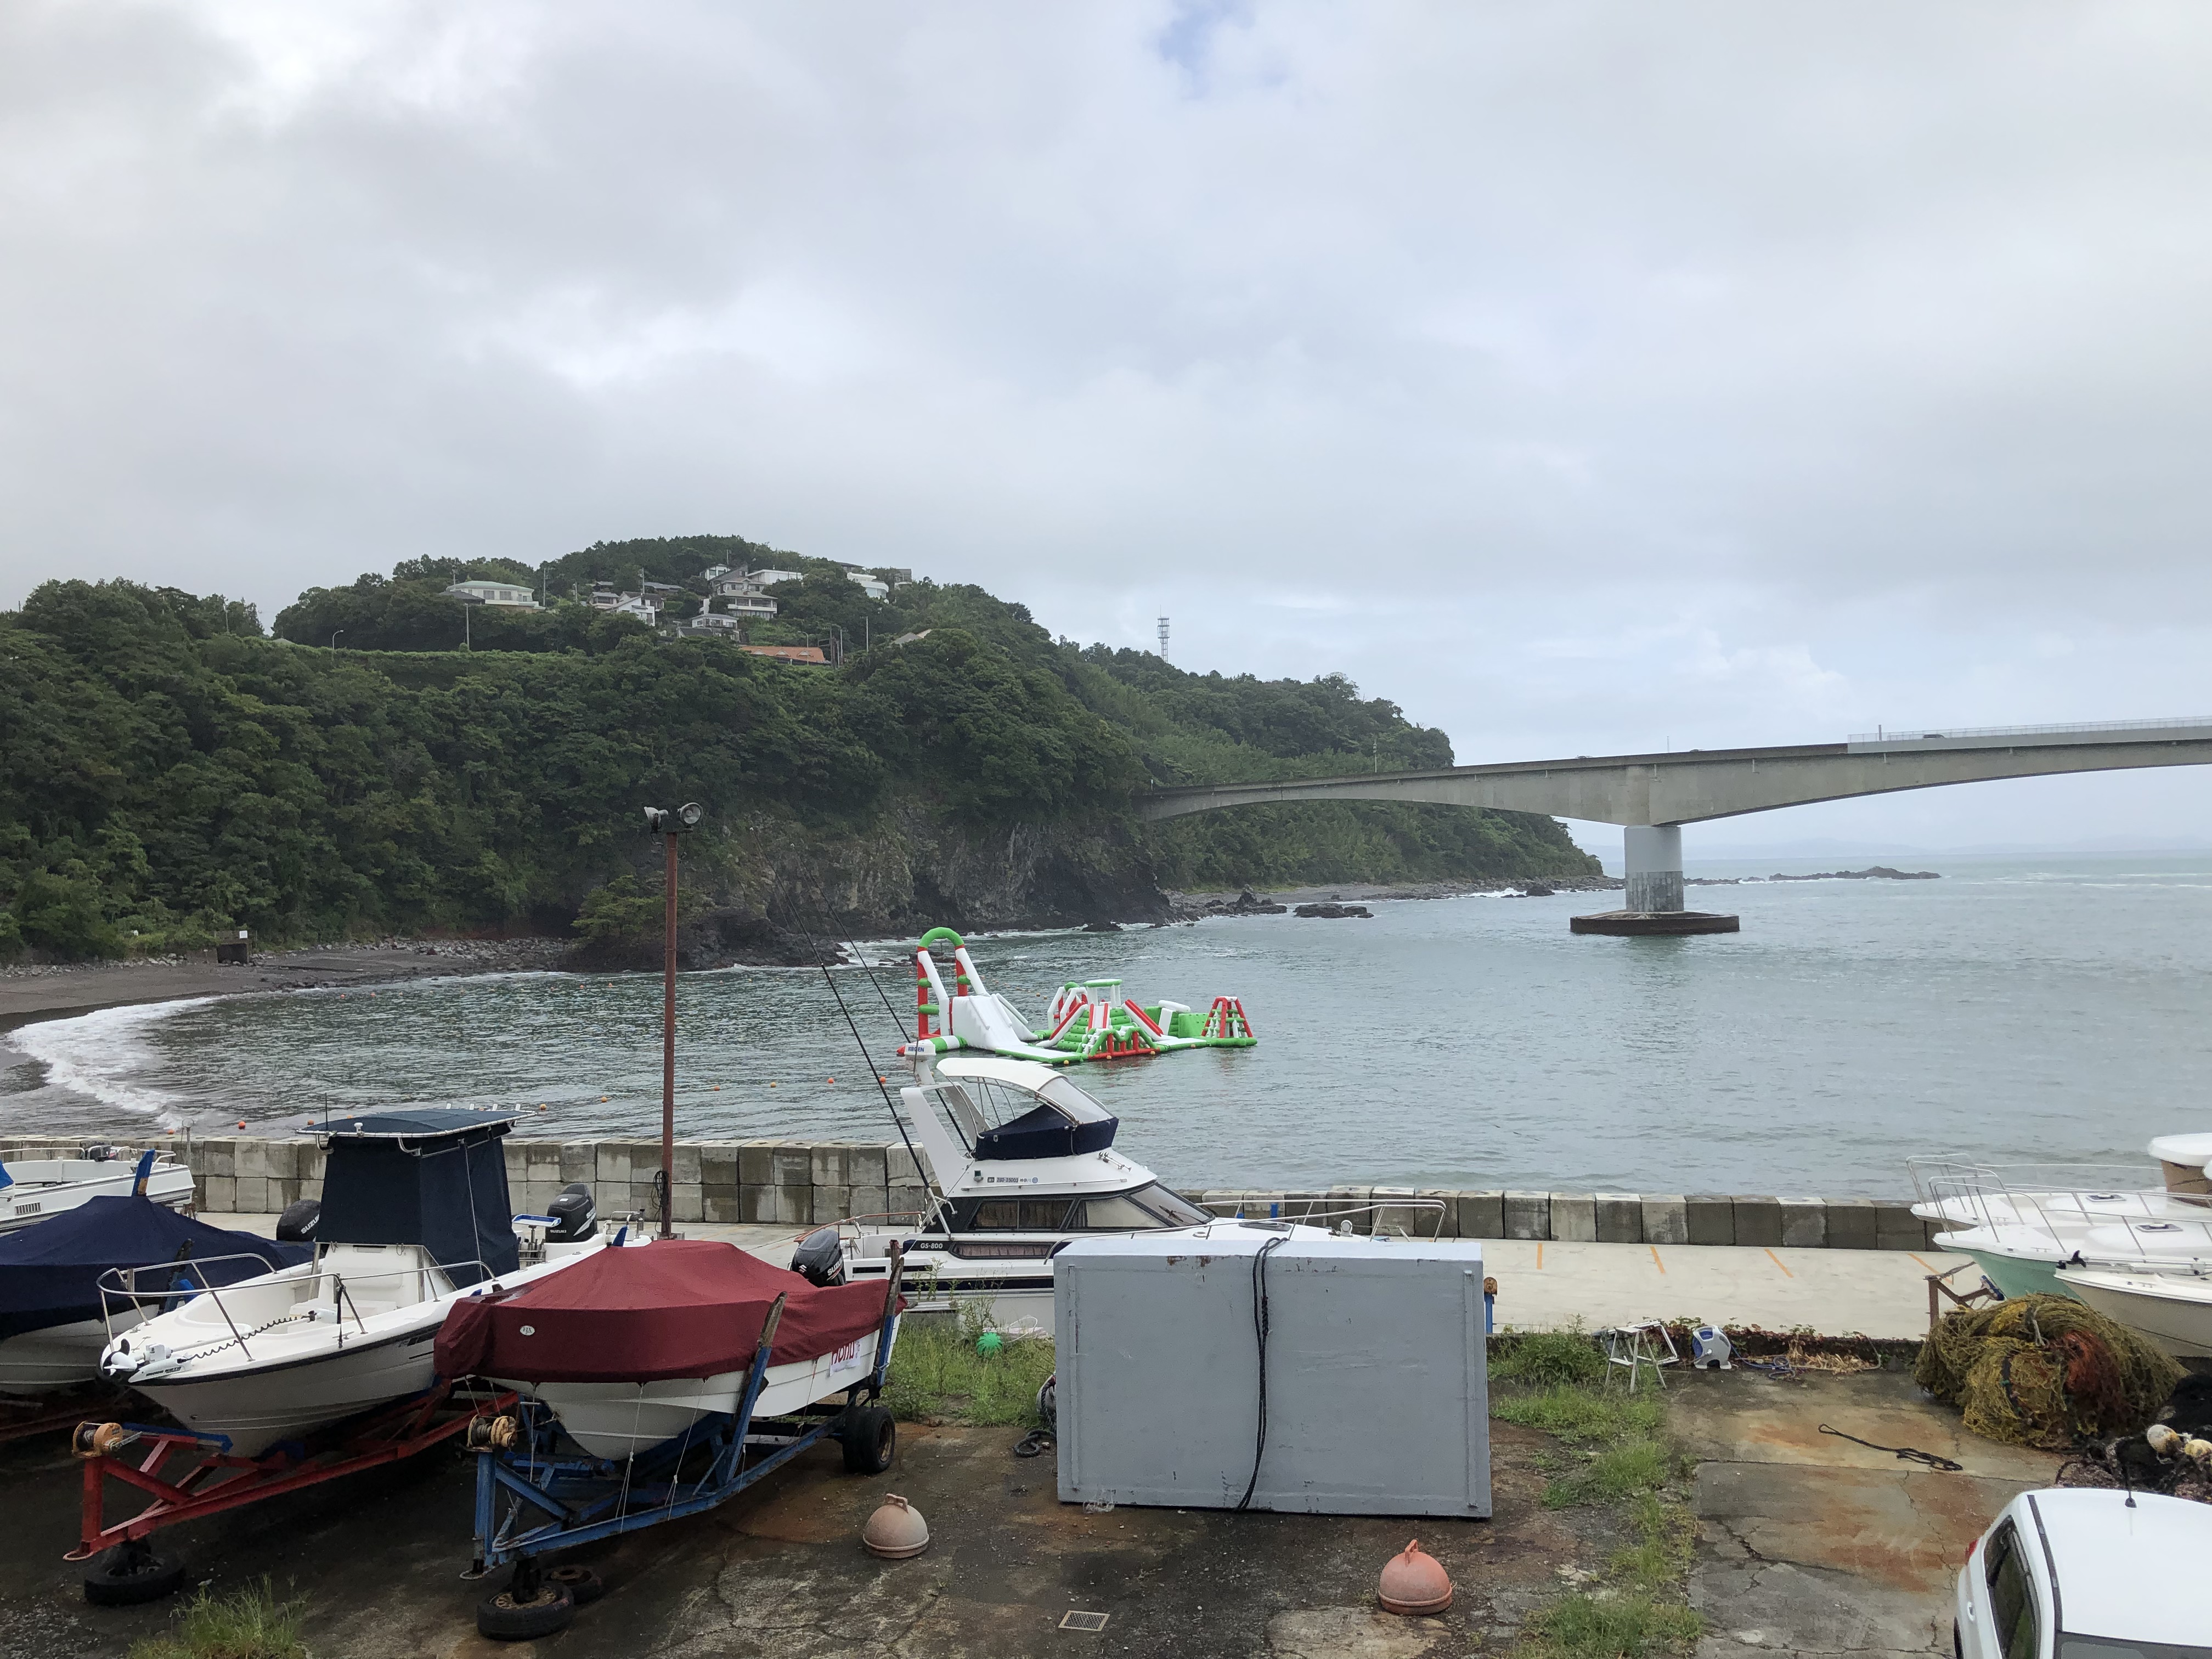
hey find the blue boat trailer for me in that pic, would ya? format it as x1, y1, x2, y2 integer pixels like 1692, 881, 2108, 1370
464, 1256, 905, 1640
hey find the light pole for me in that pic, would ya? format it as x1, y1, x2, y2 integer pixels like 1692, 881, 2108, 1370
641, 801, 703, 1237
329, 629, 345, 652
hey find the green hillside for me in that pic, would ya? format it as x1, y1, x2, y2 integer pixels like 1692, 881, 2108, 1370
0, 548, 1597, 960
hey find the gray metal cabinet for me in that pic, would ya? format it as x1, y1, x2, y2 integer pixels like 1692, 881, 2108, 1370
1055, 1227, 1492, 1516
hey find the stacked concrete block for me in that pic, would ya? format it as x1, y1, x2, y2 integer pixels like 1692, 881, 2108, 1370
1641, 1195, 1690, 1246
1594, 1193, 1643, 1244
1778, 1198, 1827, 1249
1455, 1191, 1505, 1239
1732, 1196, 1784, 1248
1684, 1195, 1735, 1246
1324, 1184, 1374, 1233
1370, 1187, 1424, 1236
1415, 1190, 1460, 1237
1550, 1194, 1598, 1242
1823, 1197, 1878, 1251
1504, 1191, 1550, 1240
1873, 1200, 1928, 1252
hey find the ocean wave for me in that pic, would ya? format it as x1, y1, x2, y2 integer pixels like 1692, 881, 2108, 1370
5, 998, 218, 1128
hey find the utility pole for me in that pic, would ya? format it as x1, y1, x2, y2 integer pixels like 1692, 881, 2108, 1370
641, 801, 703, 1237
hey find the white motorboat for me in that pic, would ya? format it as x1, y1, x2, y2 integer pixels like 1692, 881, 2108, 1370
100, 1110, 605, 1455
0, 1194, 306, 1396
1, 1147, 194, 1234
2056, 1261, 2212, 1359
1910, 1139, 2212, 1301
817, 1051, 1347, 1336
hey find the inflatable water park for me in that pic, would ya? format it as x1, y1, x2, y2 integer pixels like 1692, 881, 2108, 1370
897, 927, 1255, 1065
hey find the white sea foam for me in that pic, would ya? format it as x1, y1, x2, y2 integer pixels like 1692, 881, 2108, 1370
5, 998, 217, 1128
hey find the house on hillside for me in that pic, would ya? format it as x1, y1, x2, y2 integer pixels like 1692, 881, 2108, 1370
588, 585, 660, 620
444, 580, 541, 608
668, 611, 744, 639
738, 644, 828, 664
845, 572, 890, 601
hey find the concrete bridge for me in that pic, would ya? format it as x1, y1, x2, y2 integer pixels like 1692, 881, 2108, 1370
1137, 719, 2212, 932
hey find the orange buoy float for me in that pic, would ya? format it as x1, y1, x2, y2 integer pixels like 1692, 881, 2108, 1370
1378, 1539, 1452, 1615
862, 1494, 930, 1559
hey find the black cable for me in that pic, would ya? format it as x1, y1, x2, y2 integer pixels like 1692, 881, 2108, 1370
1238, 1233, 1289, 1510
1817, 1423, 1962, 1471
791, 905, 935, 1217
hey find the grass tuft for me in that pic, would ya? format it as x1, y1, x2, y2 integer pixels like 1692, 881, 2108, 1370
1492, 1325, 1608, 1387
1544, 1438, 1679, 1509
1494, 1384, 1664, 1444
1522, 1592, 1703, 1658
128, 1579, 306, 1659
881, 1302, 1055, 1426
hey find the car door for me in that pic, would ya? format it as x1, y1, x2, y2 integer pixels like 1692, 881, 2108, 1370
1983, 1519, 2046, 1659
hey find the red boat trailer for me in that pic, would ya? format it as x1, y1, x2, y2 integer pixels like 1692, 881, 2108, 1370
65, 1382, 515, 1603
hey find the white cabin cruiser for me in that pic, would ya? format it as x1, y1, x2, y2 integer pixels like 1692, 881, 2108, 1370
816, 1052, 1330, 1335
1, 1146, 194, 1234
100, 1110, 606, 1455
2055, 1260, 2212, 1359
1910, 1137, 2212, 1301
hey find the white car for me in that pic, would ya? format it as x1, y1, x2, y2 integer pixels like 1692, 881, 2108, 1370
1956, 1487, 2212, 1658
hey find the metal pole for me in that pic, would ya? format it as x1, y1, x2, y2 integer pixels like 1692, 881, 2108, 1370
661, 831, 678, 1238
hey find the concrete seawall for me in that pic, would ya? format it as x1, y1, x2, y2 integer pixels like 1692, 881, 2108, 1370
3, 1133, 1949, 1250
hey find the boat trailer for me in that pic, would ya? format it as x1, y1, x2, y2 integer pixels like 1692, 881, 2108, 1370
463, 1260, 906, 1640
65, 1380, 517, 1604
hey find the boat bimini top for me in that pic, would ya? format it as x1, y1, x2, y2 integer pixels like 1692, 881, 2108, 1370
899, 1053, 1152, 1200
314, 1109, 522, 1285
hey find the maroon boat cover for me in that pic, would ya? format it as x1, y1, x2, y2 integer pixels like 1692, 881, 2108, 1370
435, 1239, 900, 1384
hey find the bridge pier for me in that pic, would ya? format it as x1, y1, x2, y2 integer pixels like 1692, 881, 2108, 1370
1571, 822, 1740, 936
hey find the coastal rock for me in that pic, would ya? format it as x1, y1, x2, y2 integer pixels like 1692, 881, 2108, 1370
1294, 903, 1372, 919
1765, 866, 1939, 882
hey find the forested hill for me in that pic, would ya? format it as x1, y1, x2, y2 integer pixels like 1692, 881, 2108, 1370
0, 548, 1598, 960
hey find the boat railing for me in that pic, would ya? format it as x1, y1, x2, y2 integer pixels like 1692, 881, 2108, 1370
1908, 1160, 2167, 1243
1198, 1196, 1451, 1240
97, 1252, 495, 1362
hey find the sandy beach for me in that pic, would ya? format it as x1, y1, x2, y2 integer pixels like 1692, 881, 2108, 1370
0, 939, 570, 1032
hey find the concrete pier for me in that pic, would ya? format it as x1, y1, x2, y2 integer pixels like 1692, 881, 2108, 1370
1572, 821, 1740, 935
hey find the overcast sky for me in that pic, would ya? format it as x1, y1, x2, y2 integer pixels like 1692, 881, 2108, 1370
3, 2, 2206, 851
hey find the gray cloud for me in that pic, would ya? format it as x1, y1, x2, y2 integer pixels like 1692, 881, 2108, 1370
2, 1, 2205, 844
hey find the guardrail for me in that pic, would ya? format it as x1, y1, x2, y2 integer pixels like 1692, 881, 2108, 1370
1849, 718, 2211, 744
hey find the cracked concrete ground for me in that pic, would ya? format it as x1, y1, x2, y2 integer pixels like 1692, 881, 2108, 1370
1671, 1368, 2058, 1658
0, 1413, 1630, 1659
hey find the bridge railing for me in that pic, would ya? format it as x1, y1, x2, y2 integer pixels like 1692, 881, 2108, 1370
1849, 716, 2211, 745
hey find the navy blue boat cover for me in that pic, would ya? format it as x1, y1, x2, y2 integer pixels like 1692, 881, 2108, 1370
0, 1196, 307, 1341
315, 1110, 518, 1284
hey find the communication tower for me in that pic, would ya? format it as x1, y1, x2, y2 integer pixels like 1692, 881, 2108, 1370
1157, 616, 1170, 663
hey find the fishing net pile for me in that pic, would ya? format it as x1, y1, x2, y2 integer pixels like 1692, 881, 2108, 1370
1914, 1294, 2182, 1451
2053, 1376, 2212, 1504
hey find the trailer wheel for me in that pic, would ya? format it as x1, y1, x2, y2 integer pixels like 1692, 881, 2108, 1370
547, 1565, 604, 1606
82, 1544, 187, 1606
476, 1584, 573, 1640
842, 1404, 896, 1475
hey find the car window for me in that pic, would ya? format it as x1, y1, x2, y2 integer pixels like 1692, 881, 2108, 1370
2059, 1643, 2212, 1659
1985, 1521, 2040, 1659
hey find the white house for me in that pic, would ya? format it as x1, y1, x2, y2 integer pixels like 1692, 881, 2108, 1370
669, 611, 744, 637
742, 566, 803, 586
588, 586, 661, 620
445, 580, 540, 608
845, 572, 890, 601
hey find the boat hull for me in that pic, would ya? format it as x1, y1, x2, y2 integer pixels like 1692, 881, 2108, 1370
0, 1165, 195, 1234
515, 1324, 895, 1459
2057, 1268, 2212, 1360
1954, 1248, 2067, 1304
0, 1312, 144, 1396
133, 1320, 445, 1455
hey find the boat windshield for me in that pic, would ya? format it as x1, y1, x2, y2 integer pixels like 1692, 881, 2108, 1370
929, 1074, 1113, 1155
1072, 1184, 1211, 1230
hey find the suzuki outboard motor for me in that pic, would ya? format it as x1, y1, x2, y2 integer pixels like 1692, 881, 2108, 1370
275, 1198, 321, 1242
791, 1226, 847, 1288
546, 1183, 597, 1243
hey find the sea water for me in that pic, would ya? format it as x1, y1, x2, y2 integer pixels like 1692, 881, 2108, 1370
3, 854, 2206, 1197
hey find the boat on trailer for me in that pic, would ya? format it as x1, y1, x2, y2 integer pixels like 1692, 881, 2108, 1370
819, 1049, 1350, 1335
99, 1109, 607, 1456
436, 1236, 908, 1640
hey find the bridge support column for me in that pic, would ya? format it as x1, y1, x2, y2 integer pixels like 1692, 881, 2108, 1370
1571, 823, 1740, 936
1623, 825, 1684, 913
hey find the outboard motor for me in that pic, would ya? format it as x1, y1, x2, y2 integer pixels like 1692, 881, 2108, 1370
546, 1183, 597, 1243
275, 1198, 321, 1242
790, 1226, 847, 1288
